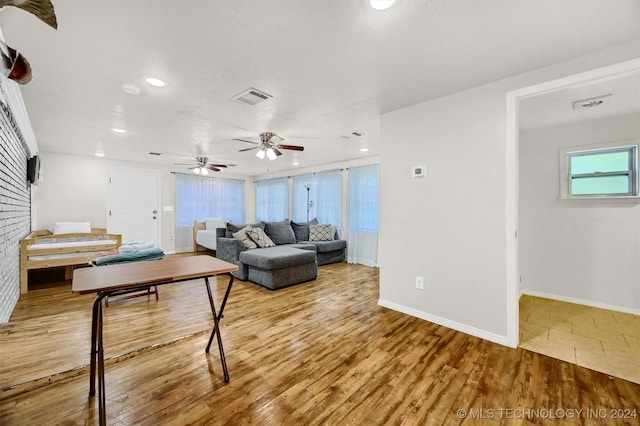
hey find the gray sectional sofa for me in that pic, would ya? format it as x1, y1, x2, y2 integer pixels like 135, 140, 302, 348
215, 219, 346, 290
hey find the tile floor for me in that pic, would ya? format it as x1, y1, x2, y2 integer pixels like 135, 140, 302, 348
519, 295, 640, 384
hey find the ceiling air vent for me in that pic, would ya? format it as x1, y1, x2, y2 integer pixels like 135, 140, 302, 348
340, 131, 365, 140
232, 87, 272, 106
572, 94, 611, 110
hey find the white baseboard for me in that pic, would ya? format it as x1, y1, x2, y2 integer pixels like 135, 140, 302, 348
377, 299, 510, 347
521, 289, 640, 316
164, 250, 176, 255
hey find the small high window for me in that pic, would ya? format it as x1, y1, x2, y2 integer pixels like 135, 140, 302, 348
564, 145, 638, 198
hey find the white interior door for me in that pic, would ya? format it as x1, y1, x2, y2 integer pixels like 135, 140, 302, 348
108, 167, 160, 246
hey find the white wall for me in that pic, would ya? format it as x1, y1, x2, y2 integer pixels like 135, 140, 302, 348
519, 114, 640, 313
34, 151, 253, 253
378, 41, 640, 345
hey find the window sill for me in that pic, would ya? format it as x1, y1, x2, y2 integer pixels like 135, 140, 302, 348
559, 195, 640, 202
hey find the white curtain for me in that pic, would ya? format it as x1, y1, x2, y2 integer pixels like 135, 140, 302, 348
346, 164, 380, 267
291, 170, 342, 229
174, 173, 245, 252
256, 177, 289, 222
292, 174, 314, 222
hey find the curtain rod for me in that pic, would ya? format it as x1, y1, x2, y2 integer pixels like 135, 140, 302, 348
255, 168, 345, 183
171, 171, 245, 182
345, 163, 379, 171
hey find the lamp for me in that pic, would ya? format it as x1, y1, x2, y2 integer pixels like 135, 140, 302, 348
304, 182, 314, 221
193, 166, 209, 175
256, 148, 266, 159
266, 147, 277, 160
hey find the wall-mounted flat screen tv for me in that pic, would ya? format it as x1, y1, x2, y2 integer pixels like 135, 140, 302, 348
27, 155, 40, 185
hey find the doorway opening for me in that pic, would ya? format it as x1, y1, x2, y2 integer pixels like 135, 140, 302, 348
506, 59, 640, 382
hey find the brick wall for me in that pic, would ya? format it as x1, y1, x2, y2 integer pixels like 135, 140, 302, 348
0, 99, 31, 323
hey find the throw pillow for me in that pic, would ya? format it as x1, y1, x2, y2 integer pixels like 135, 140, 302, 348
290, 218, 319, 242
226, 222, 264, 238
264, 219, 296, 245
309, 224, 334, 241
248, 227, 276, 248
232, 225, 258, 249
50, 221, 91, 235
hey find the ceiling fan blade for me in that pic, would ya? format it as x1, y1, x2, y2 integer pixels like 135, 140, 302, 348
173, 162, 194, 166
278, 144, 305, 151
268, 134, 284, 144
209, 167, 222, 172
233, 138, 260, 145
208, 164, 228, 168
239, 146, 261, 152
272, 147, 283, 156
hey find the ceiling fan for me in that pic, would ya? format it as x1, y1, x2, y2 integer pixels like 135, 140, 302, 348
174, 157, 235, 175
235, 132, 304, 160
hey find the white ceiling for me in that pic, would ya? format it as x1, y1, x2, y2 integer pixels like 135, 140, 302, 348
519, 70, 640, 131
1, 0, 639, 176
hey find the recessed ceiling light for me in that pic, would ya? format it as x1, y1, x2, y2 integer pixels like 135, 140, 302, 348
121, 83, 140, 95
145, 77, 165, 87
292, 161, 300, 166
360, 147, 369, 152
111, 127, 126, 134
95, 152, 105, 157
370, 0, 395, 10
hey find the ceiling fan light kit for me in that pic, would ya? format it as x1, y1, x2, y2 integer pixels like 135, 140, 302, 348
240, 132, 304, 160
182, 156, 232, 174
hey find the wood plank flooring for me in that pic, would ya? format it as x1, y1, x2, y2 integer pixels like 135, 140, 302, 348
1, 259, 639, 425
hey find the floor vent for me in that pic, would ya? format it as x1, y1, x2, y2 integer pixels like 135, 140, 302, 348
233, 88, 272, 106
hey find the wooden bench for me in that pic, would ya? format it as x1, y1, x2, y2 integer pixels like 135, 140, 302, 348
20, 228, 122, 294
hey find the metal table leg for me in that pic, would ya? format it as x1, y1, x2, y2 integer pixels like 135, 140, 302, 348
88, 292, 109, 426
206, 273, 234, 353
204, 276, 231, 382
97, 298, 106, 426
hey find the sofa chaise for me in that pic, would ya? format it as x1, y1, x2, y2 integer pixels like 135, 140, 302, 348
215, 219, 346, 290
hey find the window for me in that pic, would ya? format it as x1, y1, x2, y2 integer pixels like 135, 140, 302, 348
175, 174, 245, 226
348, 164, 380, 232
292, 171, 342, 228
174, 173, 245, 252
564, 145, 638, 198
256, 178, 289, 222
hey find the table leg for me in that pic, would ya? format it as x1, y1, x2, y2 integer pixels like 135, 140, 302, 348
88, 292, 109, 426
97, 299, 106, 426
89, 293, 107, 396
204, 276, 229, 382
205, 274, 234, 353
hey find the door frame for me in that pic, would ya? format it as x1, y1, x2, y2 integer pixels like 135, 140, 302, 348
505, 58, 640, 348
107, 166, 162, 246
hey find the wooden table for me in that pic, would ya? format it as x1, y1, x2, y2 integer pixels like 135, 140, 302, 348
72, 256, 239, 426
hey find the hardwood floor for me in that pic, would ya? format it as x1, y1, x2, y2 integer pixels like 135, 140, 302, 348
1, 260, 639, 425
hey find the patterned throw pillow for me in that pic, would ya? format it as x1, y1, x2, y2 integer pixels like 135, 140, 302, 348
232, 225, 258, 249
248, 227, 276, 248
309, 224, 334, 241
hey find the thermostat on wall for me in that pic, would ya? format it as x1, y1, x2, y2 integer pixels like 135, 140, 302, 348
412, 165, 426, 177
